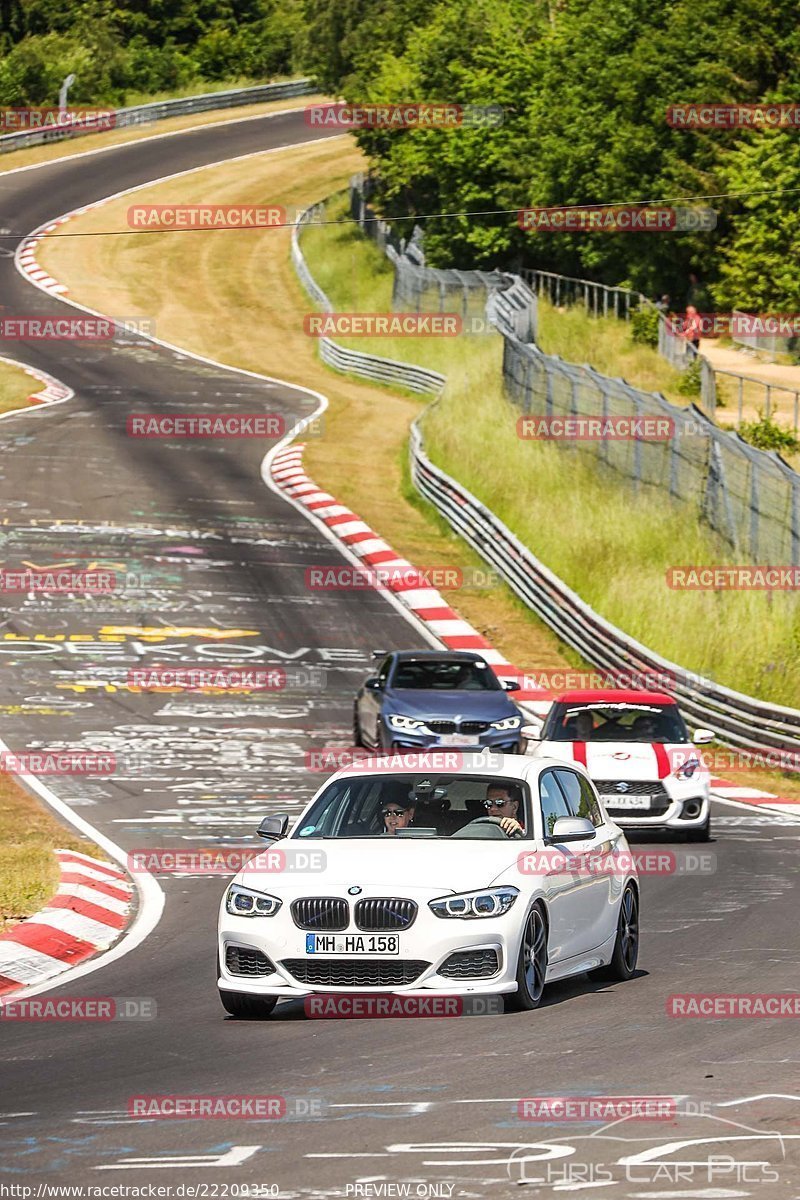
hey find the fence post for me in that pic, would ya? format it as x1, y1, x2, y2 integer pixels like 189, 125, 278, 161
749, 460, 760, 559
792, 475, 800, 566
701, 358, 717, 422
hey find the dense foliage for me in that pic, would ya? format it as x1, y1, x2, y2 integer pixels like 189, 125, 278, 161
0, 0, 306, 106
311, 0, 800, 307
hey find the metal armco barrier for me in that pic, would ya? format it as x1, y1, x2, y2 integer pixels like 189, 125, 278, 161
292, 204, 445, 396
409, 418, 800, 755
0, 78, 316, 154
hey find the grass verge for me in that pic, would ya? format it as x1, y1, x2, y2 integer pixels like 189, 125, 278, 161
0, 777, 99, 931
0, 359, 41, 415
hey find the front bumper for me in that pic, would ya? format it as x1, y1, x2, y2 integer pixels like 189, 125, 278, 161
218, 912, 521, 998
383, 727, 522, 754
607, 792, 710, 831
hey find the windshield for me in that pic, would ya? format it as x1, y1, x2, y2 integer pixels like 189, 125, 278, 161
291, 773, 532, 839
542, 701, 689, 744
389, 659, 501, 691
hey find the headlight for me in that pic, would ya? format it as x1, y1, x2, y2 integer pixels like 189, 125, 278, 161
226, 883, 282, 917
386, 714, 428, 732
490, 715, 522, 731
674, 756, 701, 780
429, 886, 519, 919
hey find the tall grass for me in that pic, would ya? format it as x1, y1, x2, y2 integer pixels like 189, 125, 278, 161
302, 195, 800, 706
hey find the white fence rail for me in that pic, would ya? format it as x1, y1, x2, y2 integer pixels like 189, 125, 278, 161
0, 78, 316, 154
292, 204, 445, 395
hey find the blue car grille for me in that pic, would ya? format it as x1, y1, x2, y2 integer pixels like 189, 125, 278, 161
427, 720, 490, 735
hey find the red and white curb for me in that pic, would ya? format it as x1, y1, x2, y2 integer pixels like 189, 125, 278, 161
271, 443, 798, 816
0, 848, 134, 998
17, 216, 72, 295
271, 441, 552, 719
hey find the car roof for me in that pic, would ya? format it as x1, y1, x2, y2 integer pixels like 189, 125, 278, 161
389, 650, 490, 663
325, 751, 587, 786
553, 689, 676, 705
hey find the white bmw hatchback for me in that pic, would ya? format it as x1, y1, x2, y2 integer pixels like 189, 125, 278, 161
217, 752, 640, 1018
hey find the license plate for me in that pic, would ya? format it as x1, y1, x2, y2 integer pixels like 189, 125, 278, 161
601, 794, 652, 810
439, 734, 480, 746
305, 934, 399, 955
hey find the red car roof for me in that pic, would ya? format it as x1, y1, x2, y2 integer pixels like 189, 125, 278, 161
554, 689, 676, 705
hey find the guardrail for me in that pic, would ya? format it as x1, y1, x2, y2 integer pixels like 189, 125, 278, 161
0, 78, 316, 154
294, 188, 800, 753
409, 415, 800, 755
292, 203, 445, 395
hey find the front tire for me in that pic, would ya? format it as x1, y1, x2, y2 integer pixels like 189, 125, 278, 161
684, 814, 711, 842
353, 705, 365, 747
505, 904, 548, 1011
219, 990, 277, 1019
589, 884, 639, 982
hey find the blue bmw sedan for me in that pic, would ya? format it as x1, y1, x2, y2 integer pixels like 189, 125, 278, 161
354, 650, 523, 753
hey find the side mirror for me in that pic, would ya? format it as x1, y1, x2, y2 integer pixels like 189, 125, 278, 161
693, 728, 715, 745
502, 679, 521, 692
521, 724, 542, 741
545, 816, 596, 843
257, 813, 290, 841
365, 677, 383, 691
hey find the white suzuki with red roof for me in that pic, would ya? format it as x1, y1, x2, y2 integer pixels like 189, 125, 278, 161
527, 690, 714, 841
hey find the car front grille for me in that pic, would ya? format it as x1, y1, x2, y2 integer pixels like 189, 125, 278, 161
427, 720, 490, 735
599, 779, 671, 817
439, 949, 500, 979
225, 945, 275, 977
428, 720, 456, 734
291, 898, 349, 931
354, 897, 417, 931
282, 959, 429, 987
600, 780, 670, 797
459, 721, 489, 734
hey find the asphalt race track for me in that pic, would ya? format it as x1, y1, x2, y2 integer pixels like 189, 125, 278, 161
0, 111, 799, 1198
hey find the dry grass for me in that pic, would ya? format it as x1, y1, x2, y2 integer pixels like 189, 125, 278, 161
0, 776, 97, 930
0, 359, 39, 415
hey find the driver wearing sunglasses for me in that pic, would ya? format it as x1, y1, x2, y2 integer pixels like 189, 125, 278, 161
382, 801, 415, 835
484, 784, 524, 836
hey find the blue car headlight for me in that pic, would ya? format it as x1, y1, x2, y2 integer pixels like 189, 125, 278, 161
490, 716, 522, 731
386, 714, 429, 732
429, 886, 519, 919
226, 883, 282, 917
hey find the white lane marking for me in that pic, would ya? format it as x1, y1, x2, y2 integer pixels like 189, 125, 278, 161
716, 1094, 800, 1106
96, 1146, 261, 1170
